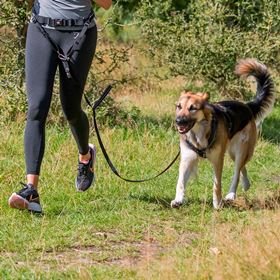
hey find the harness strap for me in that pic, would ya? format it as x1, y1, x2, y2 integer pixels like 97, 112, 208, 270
185, 114, 218, 158
85, 86, 180, 183
31, 11, 95, 79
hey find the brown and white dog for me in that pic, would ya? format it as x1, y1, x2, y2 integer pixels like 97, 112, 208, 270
171, 59, 275, 209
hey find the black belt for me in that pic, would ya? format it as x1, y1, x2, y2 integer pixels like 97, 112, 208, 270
32, 14, 94, 27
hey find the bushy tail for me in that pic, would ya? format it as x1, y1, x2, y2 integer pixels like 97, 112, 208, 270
235, 58, 275, 122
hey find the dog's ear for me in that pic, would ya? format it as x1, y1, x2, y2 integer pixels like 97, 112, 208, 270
197, 92, 210, 101
203, 93, 210, 101
181, 90, 192, 96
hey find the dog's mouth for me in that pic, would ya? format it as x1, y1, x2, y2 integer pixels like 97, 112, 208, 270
176, 121, 195, 134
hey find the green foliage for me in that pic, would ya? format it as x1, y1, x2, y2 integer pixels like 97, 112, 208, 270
0, 1, 137, 124
137, 0, 280, 97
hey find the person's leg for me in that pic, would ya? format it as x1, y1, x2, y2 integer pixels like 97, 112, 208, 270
24, 23, 58, 181
58, 26, 98, 191
9, 23, 58, 212
59, 26, 97, 155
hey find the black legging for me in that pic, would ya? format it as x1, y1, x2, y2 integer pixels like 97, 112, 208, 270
24, 22, 97, 175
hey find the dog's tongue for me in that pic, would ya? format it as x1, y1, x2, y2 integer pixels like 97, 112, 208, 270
178, 126, 187, 133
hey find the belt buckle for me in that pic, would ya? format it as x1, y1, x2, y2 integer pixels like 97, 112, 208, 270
55, 19, 62, 26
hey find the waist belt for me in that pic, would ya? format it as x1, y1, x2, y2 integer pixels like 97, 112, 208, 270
33, 15, 91, 27
31, 11, 95, 79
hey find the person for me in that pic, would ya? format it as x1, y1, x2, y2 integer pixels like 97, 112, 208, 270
8, 0, 112, 213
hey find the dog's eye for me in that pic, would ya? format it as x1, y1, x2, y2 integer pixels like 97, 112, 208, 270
189, 105, 197, 112
176, 104, 182, 110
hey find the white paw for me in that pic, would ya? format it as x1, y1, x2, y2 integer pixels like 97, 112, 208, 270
225, 192, 236, 201
213, 199, 222, 210
171, 199, 183, 208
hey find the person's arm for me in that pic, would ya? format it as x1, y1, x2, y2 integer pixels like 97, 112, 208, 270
28, 0, 35, 11
94, 0, 112, 10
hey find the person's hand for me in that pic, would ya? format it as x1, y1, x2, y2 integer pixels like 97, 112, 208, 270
94, 0, 112, 10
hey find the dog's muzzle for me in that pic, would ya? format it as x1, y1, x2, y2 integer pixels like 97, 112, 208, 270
176, 116, 195, 134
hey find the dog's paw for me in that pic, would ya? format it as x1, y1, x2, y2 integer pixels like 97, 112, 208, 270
224, 192, 236, 201
170, 200, 183, 208
242, 179, 250, 192
213, 199, 222, 210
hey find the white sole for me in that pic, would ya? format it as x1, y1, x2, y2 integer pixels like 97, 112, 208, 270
8, 193, 42, 213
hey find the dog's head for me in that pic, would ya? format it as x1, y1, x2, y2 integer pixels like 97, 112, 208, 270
175, 91, 209, 134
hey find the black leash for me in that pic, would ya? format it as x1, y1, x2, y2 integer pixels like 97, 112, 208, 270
85, 85, 180, 183
31, 12, 180, 182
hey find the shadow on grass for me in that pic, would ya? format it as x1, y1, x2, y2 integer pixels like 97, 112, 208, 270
129, 194, 171, 208
128, 193, 213, 209
262, 116, 280, 144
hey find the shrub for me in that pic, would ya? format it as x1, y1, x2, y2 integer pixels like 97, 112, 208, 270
137, 0, 280, 98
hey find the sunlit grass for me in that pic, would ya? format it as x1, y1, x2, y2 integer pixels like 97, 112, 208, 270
0, 86, 279, 279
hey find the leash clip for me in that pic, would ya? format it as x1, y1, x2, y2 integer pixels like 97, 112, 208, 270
58, 53, 70, 61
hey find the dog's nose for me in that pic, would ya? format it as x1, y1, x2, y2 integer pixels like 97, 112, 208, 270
176, 116, 185, 125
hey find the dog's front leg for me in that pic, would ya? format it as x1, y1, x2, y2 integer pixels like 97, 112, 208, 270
212, 159, 224, 209
171, 145, 198, 208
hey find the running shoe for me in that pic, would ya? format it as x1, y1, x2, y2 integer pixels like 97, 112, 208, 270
8, 183, 42, 213
76, 144, 96, 192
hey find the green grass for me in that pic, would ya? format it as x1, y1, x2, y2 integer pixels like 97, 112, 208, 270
0, 94, 279, 279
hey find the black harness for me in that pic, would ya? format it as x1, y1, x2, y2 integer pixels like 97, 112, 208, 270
184, 101, 254, 158
31, 11, 95, 79
185, 113, 218, 158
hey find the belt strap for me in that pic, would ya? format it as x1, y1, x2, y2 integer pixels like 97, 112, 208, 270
33, 15, 89, 27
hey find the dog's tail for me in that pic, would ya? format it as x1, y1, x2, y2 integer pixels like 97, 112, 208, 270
235, 58, 275, 122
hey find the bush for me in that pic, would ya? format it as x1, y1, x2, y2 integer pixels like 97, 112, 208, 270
137, 0, 280, 98
0, 1, 138, 125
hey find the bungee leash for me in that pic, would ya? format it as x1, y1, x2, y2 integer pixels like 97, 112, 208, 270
85, 85, 180, 183
31, 11, 180, 182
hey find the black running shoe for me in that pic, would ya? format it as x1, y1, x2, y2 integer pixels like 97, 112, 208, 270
8, 183, 42, 213
76, 144, 96, 192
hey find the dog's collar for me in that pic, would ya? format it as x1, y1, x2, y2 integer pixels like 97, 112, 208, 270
185, 113, 218, 158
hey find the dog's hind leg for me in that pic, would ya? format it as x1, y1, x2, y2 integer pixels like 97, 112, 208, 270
226, 123, 256, 200
241, 166, 250, 191
225, 162, 242, 201
171, 146, 198, 208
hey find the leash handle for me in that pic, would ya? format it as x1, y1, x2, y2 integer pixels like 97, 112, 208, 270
86, 85, 180, 183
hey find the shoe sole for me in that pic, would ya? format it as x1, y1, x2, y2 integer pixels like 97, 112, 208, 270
8, 193, 42, 213
76, 144, 96, 192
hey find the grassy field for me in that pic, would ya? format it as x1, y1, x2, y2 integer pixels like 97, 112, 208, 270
0, 78, 280, 279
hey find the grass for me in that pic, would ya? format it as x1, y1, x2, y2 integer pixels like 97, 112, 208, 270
0, 79, 280, 279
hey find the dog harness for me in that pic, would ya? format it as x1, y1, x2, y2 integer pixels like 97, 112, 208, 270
214, 101, 254, 139
185, 102, 254, 158
185, 113, 218, 158
31, 11, 95, 79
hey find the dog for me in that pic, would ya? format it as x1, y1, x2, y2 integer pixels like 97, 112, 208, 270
171, 58, 275, 209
